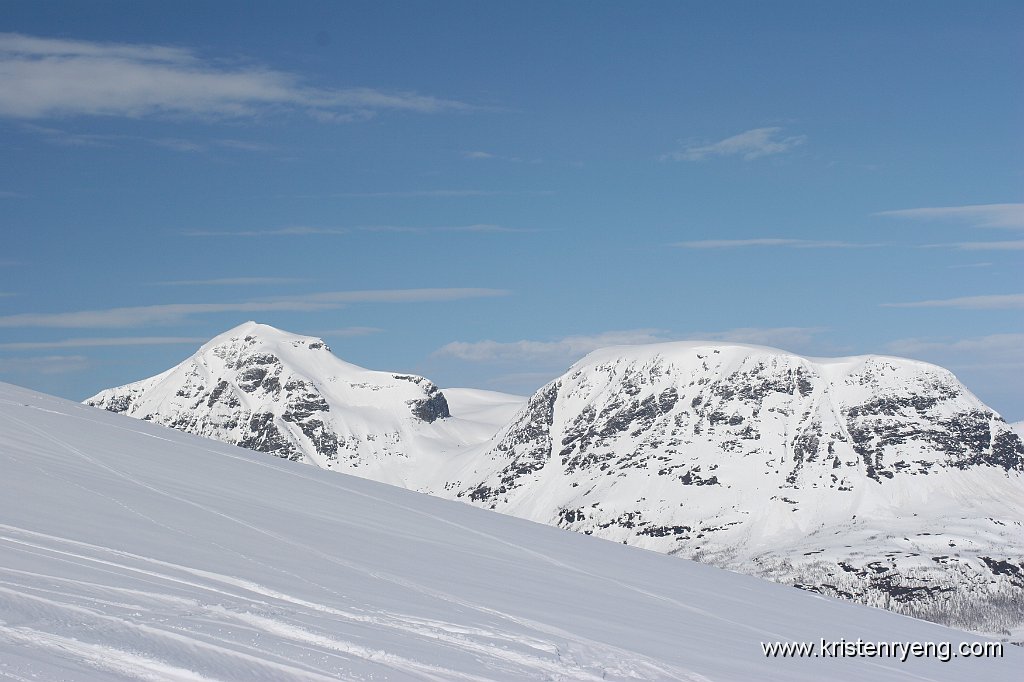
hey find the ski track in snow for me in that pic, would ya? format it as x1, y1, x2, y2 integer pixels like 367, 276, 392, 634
0, 405, 690, 680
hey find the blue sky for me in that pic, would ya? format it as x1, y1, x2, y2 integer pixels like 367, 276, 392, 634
1, 1, 1022, 419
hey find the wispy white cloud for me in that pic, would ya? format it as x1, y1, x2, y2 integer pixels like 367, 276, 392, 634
663, 127, 806, 162
673, 238, 876, 249
153, 277, 308, 286
928, 240, 1024, 251
0, 355, 90, 374
947, 262, 993, 269
317, 326, 384, 338
882, 293, 1024, 310
0, 32, 468, 121
213, 139, 274, 152
875, 203, 1024, 229
0, 288, 508, 328
274, 288, 510, 305
25, 123, 277, 153
184, 224, 532, 237
685, 326, 827, 350
0, 301, 337, 328
336, 189, 553, 198
880, 335, 1023, 418
435, 329, 672, 364
182, 226, 349, 237
359, 223, 531, 234
0, 336, 204, 350
442, 224, 529, 233
21, 123, 111, 146
461, 150, 542, 164
435, 326, 829, 366
886, 333, 1024, 358
151, 137, 205, 152
0, 190, 22, 198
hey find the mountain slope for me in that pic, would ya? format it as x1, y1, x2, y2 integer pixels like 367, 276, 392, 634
85, 322, 514, 488
449, 341, 1024, 638
3, 381, 1020, 680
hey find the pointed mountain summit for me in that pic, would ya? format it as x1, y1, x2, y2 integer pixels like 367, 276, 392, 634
86, 322, 459, 486
449, 341, 1024, 638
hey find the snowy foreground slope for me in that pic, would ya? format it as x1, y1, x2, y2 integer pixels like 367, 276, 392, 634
3, 383, 1020, 681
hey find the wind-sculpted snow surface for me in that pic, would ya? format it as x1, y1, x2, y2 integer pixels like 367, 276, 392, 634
3, 382, 1021, 680
453, 342, 1024, 640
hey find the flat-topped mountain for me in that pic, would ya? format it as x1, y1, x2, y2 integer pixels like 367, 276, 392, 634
449, 341, 1024, 638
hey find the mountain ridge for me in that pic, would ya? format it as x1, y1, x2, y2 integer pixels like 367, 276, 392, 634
85, 322, 1024, 639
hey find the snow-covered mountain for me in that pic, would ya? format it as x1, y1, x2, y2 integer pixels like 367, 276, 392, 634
449, 342, 1024, 639
86, 321, 520, 488
85, 323, 1024, 639
5, 381, 1021, 680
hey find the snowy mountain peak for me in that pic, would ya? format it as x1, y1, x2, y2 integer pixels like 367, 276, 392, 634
200, 320, 332, 354
86, 322, 452, 480
451, 340, 1024, 638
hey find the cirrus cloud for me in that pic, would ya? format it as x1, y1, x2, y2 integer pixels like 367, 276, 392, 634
0, 288, 509, 328
882, 293, 1024, 310
0, 32, 468, 121
673, 238, 876, 249
663, 127, 806, 162
874, 203, 1024, 230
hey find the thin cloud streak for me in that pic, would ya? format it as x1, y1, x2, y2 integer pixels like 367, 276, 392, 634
436, 326, 828, 366
358, 224, 533, 234
0, 288, 509, 328
664, 127, 806, 162
882, 293, 1024, 310
674, 238, 876, 249
875, 203, 1024, 229
153, 277, 309, 286
886, 333, 1024, 357
884, 334, 1024, 380
24, 124, 276, 153
683, 327, 827, 350
317, 327, 384, 338
182, 227, 349, 237
0, 301, 339, 328
275, 288, 510, 304
184, 224, 530, 237
0, 355, 90, 375
0, 336, 205, 350
0, 32, 469, 121
947, 262, 992, 269
335, 189, 553, 198
435, 329, 670, 364
932, 241, 1024, 251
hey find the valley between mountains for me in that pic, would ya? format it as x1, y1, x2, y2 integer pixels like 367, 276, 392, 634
86, 321, 1024, 641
